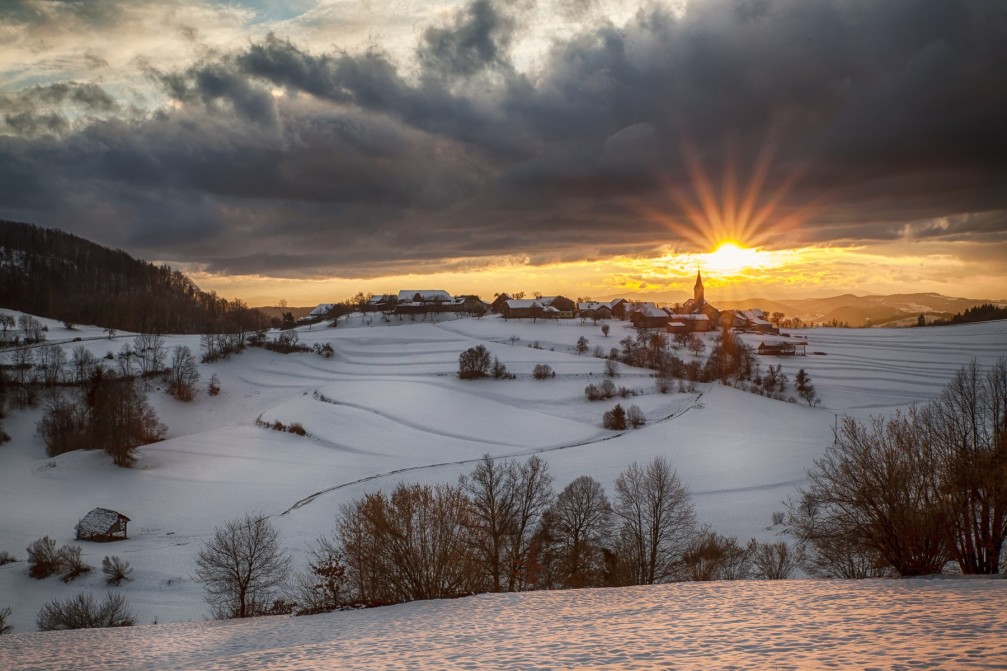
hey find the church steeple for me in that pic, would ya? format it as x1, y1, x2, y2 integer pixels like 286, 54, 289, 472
694, 270, 705, 307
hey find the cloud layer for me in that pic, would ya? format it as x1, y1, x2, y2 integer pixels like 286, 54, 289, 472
1, 0, 1005, 282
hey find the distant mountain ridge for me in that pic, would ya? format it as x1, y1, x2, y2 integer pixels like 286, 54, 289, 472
0, 221, 269, 334
601, 291, 1003, 327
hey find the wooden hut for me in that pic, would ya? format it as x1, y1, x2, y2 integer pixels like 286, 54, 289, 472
75, 508, 130, 541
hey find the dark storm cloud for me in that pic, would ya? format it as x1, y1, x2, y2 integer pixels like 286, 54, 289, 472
1, 0, 1006, 277
0, 0, 122, 28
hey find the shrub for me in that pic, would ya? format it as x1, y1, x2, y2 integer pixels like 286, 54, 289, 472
102, 556, 133, 586
287, 423, 308, 436
627, 405, 646, 428
491, 357, 514, 379
0, 551, 16, 566
532, 364, 555, 380
681, 530, 751, 581
585, 383, 602, 401
600, 380, 616, 399
26, 536, 63, 579
748, 539, 800, 580
458, 345, 491, 379
575, 336, 589, 354
0, 606, 11, 635
36, 592, 135, 631
603, 404, 627, 430
617, 386, 634, 398
604, 359, 620, 377
207, 373, 221, 396
59, 545, 92, 583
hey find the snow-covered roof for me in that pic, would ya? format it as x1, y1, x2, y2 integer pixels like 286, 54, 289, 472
309, 303, 336, 317
667, 321, 686, 327
633, 305, 669, 318
505, 299, 542, 309
740, 310, 771, 326
367, 294, 395, 305
76, 507, 129, 536
397, 290, 451, 303
669, 313, 710, 321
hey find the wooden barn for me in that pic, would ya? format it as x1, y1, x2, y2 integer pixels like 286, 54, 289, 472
75, 508, 131, 541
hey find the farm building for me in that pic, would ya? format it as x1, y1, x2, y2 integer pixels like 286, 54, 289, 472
75, 508, 130, 541
757, 341, 807, 356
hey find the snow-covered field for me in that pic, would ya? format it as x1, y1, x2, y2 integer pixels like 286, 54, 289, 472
4, 577, 1006, 670
0, 312, 1005, 667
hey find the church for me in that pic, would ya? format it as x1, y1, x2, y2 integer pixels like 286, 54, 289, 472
668, 271, 720, 332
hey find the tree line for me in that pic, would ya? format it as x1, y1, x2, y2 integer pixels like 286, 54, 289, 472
195, 455, 798, 620
0, 220, 271, 334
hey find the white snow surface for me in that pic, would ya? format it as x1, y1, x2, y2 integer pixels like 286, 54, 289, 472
0, 312, 1005, 663
3, 578, 1005, 670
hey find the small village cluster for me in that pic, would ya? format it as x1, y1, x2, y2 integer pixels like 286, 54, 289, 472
309, 272, 798, 347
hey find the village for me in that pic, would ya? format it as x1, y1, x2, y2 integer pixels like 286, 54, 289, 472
302, 271, 806, 356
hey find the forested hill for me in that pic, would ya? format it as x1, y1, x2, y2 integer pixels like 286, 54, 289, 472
0, 221, 269, 334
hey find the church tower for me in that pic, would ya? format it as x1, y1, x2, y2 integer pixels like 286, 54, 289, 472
694, 270, 705, 308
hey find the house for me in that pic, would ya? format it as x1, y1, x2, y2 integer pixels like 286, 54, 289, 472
366, 294, 397, 311
543, 295, 576, 318
490, 293, 512, 313
666, 312, 712, 332
629, 304, 671, 330
75, 508, 130, 541
757, 341, 807, 356
665, 320, 688, 335
740, 310, 775, 333
501, 299, 544, 320
609, 298, 629, 319
308, 303, 337, 319
397, 290, 452, 304
394, 289, 454, 315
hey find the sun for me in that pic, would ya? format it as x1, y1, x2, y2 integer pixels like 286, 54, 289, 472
703, 241, 763, 274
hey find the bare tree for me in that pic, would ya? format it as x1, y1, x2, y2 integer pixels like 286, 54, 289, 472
613, 457, 696, 584
194, 513, 291, 618
787, 408, 949, 577
926, 358, 1007, 574
35, 345, 66, 387
458, 345, 491, 379
460, 455, 516, 592
133, 333, 166, 376
70, 345, 100, 385
169, 345, 199, 401
542, 475, 613, 588
338, 483, 478, 604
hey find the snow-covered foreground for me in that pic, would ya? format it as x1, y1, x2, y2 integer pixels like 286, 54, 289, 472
3, 577, 1006, 670
0, 314, 1004, 638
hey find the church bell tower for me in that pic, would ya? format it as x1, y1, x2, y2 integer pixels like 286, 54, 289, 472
694, 270, 705, 308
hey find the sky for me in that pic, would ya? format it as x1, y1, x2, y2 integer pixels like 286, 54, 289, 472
1, 0, 1005, 306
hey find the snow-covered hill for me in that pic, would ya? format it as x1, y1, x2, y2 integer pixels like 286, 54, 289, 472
0, 313, 1004, 643
3, 577, 1006, 670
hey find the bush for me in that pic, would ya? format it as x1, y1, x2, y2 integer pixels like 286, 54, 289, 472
491, 357, 515, 380
458, 345, 491, 379
0, 551, 16, 566
603, 404, 627, 430
207, 373, 221, 396
627, 405, 646, 428
585, 383, 603, 401
0, 606, 11, 635
36, 592, 135, 631
287, 423, 307, 436
748, 539, 800, 580
59, 545, 92, 583
681, 530, 751, 581
604, 359, 620, 377
600, 380, 616, 399
102, 556, 133, 586
26, 537, 63, 579
532, 364, 555, 380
